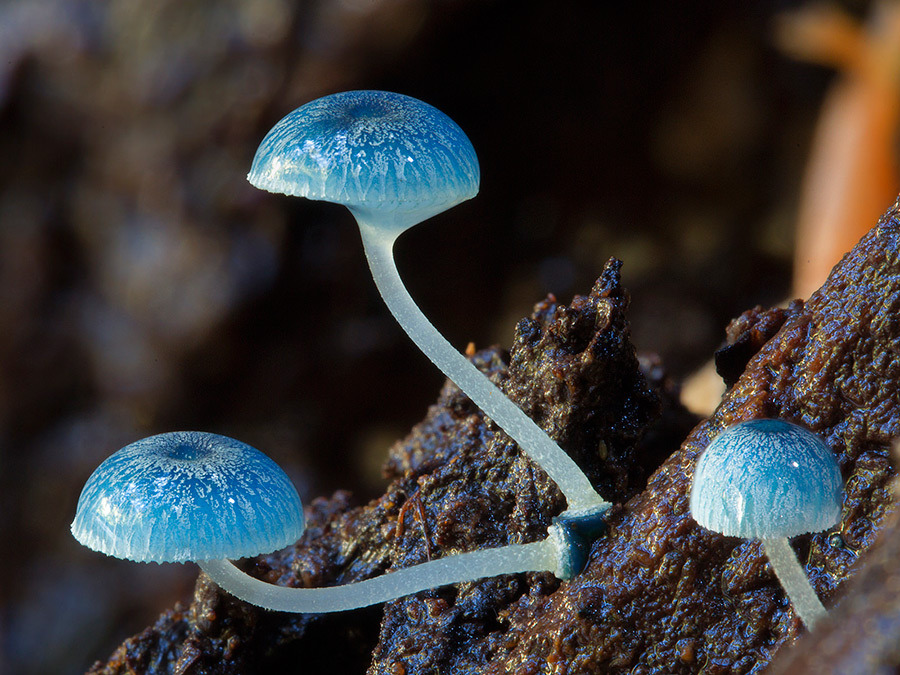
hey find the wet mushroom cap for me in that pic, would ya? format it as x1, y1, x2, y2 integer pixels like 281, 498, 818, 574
247, 90, 480, 227
690, 419, 843, 538
71, 431, 305, 563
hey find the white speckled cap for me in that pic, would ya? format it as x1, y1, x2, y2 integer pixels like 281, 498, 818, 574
690, 419, 843, 538
71, 431, 305, 563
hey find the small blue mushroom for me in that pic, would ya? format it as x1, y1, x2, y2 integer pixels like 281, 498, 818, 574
248, 90, 608, 516
72, 432, 604, 613
70, 431, 305, 563
690, 418, 844, 630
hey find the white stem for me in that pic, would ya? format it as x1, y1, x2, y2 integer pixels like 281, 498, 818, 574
198, 537, 560, 613
356, 222, 608, 514
762, 537, 828, 630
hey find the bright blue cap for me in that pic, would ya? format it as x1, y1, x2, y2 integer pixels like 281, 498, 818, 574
690, 419, 843, 538
247, 90, 480, 231
71, 432, 305, 563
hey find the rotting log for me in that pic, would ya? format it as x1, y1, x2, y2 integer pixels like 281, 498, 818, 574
87, 198, 900, 674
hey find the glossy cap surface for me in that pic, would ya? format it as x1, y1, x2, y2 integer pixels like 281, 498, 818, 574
71, 431, 305, 563
248, 90, 480, 230
690, 419, 843, 538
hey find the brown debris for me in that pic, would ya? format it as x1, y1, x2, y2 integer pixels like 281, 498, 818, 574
714, 301, 804, 388
88, 197, 900, 673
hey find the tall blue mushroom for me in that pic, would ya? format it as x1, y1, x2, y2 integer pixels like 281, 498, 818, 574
72, 432, 605, 613
246, 90, 608, 518
690, 419, 844, 630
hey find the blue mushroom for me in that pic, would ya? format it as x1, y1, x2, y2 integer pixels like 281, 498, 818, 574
690, 418, 844, 630
248, 89, 479, 235
248, 90, 608, 518
70, 431, 304, 563
72, 432, 605, 613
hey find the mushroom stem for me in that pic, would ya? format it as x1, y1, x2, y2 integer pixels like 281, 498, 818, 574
199, 536, 562, 613
762, 537, 828, 630
356, 220, 609, 514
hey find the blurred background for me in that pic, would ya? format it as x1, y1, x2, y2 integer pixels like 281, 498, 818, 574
1, 0, 894, 673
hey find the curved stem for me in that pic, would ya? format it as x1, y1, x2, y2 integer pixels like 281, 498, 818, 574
356, 222, 608, 513
762, 537, 828, 630
198, 537, 560, 613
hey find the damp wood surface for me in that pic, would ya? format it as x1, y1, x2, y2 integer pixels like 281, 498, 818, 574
86, 203, 900, 674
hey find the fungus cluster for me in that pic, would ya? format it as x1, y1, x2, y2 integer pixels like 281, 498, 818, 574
74, 91, 851, 633
72, 90, 612, 617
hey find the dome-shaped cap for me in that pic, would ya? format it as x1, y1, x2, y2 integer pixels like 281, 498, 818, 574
71, 431, 305, 563
247, 90, 480, 228
690, 419, 843, 538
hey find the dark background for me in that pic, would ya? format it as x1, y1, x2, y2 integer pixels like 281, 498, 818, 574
0, 0, 855, 672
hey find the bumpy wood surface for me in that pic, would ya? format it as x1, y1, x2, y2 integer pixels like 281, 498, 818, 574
87, 200, 900, 674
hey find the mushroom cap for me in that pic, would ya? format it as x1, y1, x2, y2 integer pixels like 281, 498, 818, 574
71, 431, 305, 563
247, 90, 480, 230
690, 419, 843, 538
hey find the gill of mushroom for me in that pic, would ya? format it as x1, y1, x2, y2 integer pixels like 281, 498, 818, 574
71, 431, 607, 613
690, 419, 844, 630
246, 90, 608, 518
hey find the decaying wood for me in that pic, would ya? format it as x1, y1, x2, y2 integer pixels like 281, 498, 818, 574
87, 199, 900, 674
